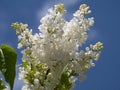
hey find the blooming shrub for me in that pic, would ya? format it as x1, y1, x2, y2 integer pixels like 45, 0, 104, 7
12, 3, 103, 90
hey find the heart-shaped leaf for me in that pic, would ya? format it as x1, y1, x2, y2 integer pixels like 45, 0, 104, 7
1, 44, 17, 90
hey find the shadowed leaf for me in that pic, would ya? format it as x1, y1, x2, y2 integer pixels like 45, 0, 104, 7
1, 44, 17, 90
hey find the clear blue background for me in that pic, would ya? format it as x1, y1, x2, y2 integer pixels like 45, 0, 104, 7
0, 0, 120, 90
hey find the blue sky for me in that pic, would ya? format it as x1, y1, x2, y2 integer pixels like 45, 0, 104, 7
0, 0, 120, 90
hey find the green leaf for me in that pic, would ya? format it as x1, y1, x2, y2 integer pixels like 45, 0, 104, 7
23, 61, 29, 69
55, 68, 72, 90
1, 44, 17, 90
60, 69, 71, 90
0, 78, 7, 90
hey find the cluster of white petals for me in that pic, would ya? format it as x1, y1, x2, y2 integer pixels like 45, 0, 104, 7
12, 3, 103, 90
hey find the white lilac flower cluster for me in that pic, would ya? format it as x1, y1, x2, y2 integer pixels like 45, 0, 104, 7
12, 4, 103, 90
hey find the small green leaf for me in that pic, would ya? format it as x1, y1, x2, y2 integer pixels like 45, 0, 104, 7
1, 44, 17, 90
23, 61, 29, 69
55, 68, 72, 90
0, 78, 7, 90
60, 69, 71, 90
